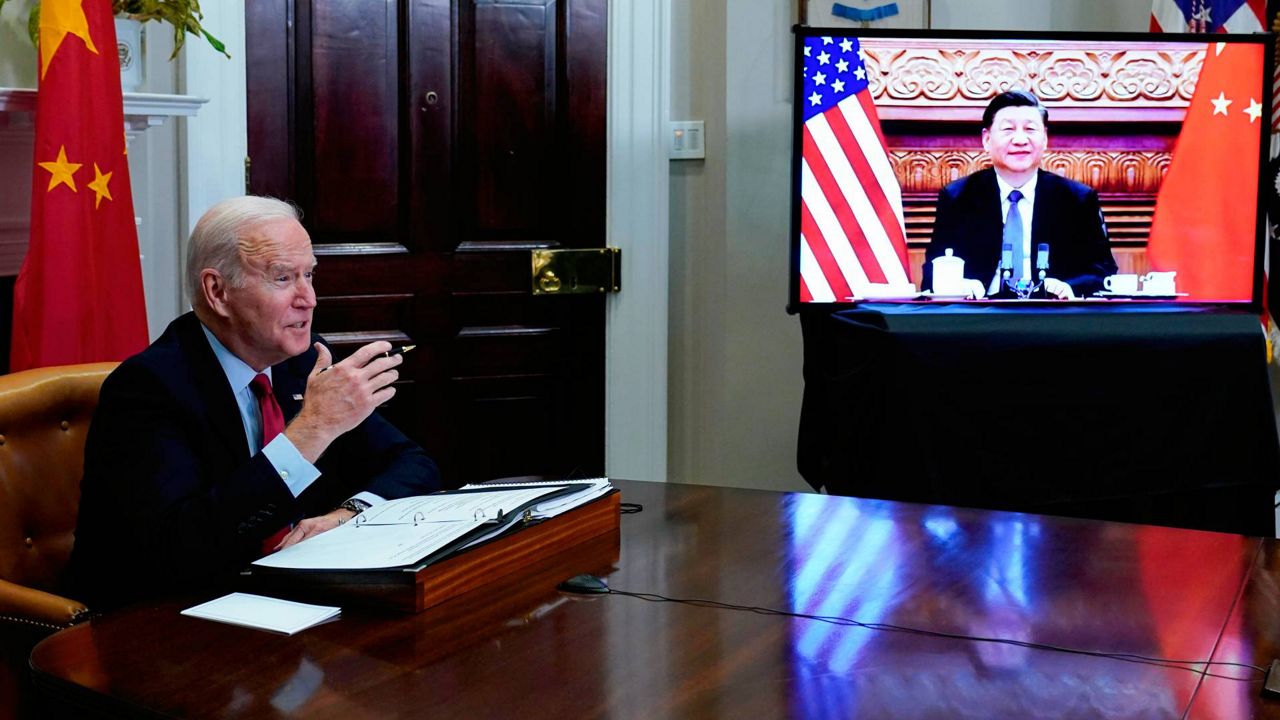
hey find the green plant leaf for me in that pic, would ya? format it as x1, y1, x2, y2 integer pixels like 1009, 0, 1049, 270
200, 28, 228, 58
26, 3, 38, 48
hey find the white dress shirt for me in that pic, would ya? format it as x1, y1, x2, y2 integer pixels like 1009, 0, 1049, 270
988, 172, 1038, 294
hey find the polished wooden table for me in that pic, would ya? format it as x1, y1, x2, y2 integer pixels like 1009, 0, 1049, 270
29, 480, 1280, 719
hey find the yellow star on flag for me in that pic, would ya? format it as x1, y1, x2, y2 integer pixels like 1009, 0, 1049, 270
39, 0, 98, 80
38, 145, 82, 192
87, 163, 113, 208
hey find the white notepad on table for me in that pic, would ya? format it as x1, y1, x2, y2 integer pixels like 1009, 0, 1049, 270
181, 592, 340, 635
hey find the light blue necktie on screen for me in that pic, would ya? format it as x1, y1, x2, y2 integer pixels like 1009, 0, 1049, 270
1004, 189, 1025, 283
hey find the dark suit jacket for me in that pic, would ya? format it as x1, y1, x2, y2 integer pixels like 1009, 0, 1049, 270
922, 168, 1117, 296
68, 312, 440, 607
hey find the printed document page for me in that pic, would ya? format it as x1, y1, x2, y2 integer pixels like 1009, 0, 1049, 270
461, 478, 612, 519
250, 486, 583, 570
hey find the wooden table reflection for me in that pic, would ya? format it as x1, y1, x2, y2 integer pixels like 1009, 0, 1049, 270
30, 480, 1280, 719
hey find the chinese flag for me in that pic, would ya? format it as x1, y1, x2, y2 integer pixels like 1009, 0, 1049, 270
1146, 42, 1264, 301
11, 0, 148, 371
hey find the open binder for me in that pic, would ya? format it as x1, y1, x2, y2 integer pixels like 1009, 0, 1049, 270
242, 479, 620, 612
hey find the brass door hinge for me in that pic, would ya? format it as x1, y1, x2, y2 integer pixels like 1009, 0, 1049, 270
531, 248, 621, 295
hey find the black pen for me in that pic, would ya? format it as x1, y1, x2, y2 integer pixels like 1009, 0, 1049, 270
376, 344, 416, 360
319, 344, 415, 373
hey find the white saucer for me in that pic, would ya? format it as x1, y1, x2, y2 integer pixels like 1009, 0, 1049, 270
1097, 291, 1189, 298
848, 293, 922, 302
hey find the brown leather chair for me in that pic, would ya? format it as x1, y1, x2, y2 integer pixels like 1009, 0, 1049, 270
0, 362, 115, 633
0, 362, 115, 719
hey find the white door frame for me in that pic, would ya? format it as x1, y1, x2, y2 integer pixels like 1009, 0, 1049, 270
605, 0, 671, 482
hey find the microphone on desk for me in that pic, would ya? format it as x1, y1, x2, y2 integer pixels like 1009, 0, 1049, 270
1036, 243, 1050, 282
991, 243, 1014, 298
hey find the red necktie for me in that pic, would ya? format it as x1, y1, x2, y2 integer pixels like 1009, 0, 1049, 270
250, 373, 290, 554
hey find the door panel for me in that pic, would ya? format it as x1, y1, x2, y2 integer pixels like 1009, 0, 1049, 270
470, 1, 555, 232
247, 0, 606, 485
299, 0, 402, 246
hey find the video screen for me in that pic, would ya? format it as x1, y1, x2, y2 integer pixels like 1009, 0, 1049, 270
789, 29, 1272, 306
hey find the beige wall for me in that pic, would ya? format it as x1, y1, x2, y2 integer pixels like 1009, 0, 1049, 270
666, 0, 1152, 492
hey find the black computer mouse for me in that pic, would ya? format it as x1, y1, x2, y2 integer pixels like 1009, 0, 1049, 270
558, 574, 610, 594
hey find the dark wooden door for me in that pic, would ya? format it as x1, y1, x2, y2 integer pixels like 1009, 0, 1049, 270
246, 0, 606, 486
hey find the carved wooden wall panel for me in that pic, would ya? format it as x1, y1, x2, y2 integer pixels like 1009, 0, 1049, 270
892, 150, 1172, 194
862, 39, 1204, 121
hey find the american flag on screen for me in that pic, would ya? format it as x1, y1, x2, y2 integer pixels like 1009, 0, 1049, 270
1150, 0, 1266, 33
798, 35, 909, 303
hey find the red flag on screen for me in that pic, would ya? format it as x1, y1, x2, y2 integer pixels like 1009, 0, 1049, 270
1146, 42, 1263, 301
12, 0, 149, 371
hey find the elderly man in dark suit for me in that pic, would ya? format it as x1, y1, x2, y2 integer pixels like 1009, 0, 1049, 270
922, 89, 1117, 298
69, 196, 440, 607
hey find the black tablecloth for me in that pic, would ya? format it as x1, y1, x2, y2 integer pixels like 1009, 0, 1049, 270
797, 304, 1280, 535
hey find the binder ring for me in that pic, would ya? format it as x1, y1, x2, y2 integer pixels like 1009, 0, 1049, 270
412, 511, 426, 527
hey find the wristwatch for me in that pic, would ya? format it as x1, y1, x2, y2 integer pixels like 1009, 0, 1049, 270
339, 498, 371, 515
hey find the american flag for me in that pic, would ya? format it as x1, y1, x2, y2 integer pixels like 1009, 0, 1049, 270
798, 35, 909, 303
1150, 0, 1266, 33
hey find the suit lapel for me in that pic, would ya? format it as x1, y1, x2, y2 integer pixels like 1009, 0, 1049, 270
981, 168, 1002, 226
978, 169, 1004, 275
176, 313, 251, 460
272, 359, 306, 423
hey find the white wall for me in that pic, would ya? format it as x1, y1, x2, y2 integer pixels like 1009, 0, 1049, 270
665, 0, 1153, 492
131, 26, 185, 340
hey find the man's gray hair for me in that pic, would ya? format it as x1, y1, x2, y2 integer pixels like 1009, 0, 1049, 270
186, 196, 301, 306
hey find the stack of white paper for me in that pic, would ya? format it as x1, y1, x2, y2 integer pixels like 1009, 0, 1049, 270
182, 593, 340, 635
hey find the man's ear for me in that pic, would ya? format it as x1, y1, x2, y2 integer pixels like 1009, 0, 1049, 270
200, 269, 232, 318
980, 128, 991, 153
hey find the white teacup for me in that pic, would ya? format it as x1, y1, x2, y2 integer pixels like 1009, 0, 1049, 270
1141, 271, 1177, 295
1104, 274, 1139, 294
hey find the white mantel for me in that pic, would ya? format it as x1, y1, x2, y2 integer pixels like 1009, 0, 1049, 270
0, 88, 206, 132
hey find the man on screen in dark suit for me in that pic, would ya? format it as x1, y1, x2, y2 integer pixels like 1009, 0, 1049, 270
922, 89, 1117, 298
69, 196, 441, 607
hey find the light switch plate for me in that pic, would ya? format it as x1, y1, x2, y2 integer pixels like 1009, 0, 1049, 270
669, 120, 706, 160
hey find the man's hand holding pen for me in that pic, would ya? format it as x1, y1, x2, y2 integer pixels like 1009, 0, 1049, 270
284, 341, 407, 463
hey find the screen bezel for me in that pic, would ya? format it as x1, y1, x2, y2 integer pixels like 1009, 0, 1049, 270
787, 26, 1276, 312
